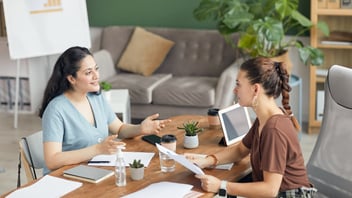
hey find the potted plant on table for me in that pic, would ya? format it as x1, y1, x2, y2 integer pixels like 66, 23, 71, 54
129, 159, 144, 181
177, 121, 203, 149
100, 81, 112, 100
193, 0, 329, 73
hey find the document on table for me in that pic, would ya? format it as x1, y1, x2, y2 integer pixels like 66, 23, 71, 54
156, 143, 204, 175
122, 181, 194, 198
6, 175, 82, 198
88, 152, 155, 167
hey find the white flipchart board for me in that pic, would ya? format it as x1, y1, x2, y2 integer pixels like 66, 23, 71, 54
3, 0, 91, 59
2, 0, 90, 128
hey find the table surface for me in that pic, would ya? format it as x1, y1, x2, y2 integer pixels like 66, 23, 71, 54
2, 115, 250, 198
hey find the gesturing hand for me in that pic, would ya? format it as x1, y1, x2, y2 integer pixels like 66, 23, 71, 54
98, 135, 126, 154
140, 113, 171, 134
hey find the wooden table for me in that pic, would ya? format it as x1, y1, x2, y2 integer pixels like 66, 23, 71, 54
3, 115, 250, 198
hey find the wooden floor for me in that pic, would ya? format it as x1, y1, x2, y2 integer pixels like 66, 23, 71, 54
0, 112, 318, 195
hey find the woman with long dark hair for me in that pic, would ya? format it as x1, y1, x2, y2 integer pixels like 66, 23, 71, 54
39, 46, 170, 174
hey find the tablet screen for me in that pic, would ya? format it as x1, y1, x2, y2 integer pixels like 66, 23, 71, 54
218, 104, 252, 146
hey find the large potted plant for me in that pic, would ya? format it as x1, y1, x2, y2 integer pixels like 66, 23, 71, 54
193, 0, 329, 71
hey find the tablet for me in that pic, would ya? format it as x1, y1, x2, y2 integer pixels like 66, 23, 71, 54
218, 103, 252, 146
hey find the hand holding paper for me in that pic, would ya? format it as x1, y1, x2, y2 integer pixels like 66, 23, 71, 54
156, 143, 204, 175
184, 153, 234, 170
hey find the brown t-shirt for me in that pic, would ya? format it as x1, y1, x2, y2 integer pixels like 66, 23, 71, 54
242, 114, 310, 191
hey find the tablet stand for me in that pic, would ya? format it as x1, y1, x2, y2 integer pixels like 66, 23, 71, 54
218, 136, 226, 146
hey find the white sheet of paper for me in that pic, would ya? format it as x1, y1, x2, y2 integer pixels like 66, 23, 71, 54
88, 152, 155, 167
6, 175, 82, 198
156, 143, 204, 175
122, 181, 193, 198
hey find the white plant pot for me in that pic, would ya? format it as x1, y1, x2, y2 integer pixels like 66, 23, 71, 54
130, 167, 144, 181
102, 90, 111, 101
183, 134, 199, 149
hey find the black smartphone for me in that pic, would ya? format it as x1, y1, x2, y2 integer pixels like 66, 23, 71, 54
142, 134, 161, 145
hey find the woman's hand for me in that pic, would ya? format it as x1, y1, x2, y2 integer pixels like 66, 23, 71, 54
184, 153, 214, 169
140, 113, 171, 135
195, 174, 221, 193
97, 135, 126, 154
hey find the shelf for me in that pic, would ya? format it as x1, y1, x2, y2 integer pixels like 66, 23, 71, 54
317, 9, 352, 16
317, 44, 352, 49
316, 76, 326, 83
309, 5, 352, 134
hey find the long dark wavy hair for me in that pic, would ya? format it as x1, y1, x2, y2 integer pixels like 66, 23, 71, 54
38, 46, 92, 118
240, 57, 300, 131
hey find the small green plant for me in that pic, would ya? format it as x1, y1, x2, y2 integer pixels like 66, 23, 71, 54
100, 81, 112, 91
177, 121, 203, 136
129, 159, 144, 168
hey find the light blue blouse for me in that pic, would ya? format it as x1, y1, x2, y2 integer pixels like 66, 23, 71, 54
42, 92, 116, 174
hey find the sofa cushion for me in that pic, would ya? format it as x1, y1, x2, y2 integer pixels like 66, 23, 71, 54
117, 27, 175, 76
107, 73, 172, 104
89, 27, 103, 53
93, 50, 116, 81
142, 28, 239, 77
101, 26, 134, 64
152, 77, 217, 107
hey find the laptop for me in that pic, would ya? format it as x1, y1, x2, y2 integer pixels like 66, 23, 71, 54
218, 103, 252, 146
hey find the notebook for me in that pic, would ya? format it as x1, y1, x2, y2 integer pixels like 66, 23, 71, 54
218, 103, 252, 146
63, 165, 114, 183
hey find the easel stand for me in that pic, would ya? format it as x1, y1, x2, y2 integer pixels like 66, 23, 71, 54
13, 59, 20, 128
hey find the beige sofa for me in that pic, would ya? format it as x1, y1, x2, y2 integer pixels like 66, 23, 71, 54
90, 26, 243, 121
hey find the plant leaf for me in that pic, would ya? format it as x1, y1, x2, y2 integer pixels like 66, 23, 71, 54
291, 10, 312, 28
298, 47, 324, 66
275, 0, 294, 20
193, 0, 222, 21
317, 21, 330, 36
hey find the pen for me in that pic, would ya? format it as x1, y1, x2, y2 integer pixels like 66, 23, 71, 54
88, 161, 110, 163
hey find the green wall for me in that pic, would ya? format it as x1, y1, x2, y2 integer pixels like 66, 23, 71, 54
86, 0, 310, 32
86, 0, 215, 29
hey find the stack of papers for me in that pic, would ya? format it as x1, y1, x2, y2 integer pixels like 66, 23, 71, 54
88, 152, 155, 167
122, 182, 199, 198
6, 175, 82, 198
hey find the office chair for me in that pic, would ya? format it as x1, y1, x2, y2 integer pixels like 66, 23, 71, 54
306, 65, 352, 198
18, 131, 45, 186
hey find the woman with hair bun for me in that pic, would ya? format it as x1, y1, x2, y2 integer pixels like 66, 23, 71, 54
187, 57, 316, 198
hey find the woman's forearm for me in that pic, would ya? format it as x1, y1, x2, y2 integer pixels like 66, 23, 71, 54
216, 142, 249, 165
45, 144, 100, 171
117, 124, 142, 139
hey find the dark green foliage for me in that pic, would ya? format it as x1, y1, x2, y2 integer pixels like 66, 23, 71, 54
129, 159, 144, 168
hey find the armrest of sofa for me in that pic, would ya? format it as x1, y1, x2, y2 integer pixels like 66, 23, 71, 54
93, 49, 117, 81
214, 58, 244, 109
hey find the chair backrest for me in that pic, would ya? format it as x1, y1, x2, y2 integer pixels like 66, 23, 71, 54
307, 65, 352, 198
19, 131, 45, 182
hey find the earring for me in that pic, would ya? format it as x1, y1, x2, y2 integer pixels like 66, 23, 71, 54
252, 95, 258, 111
